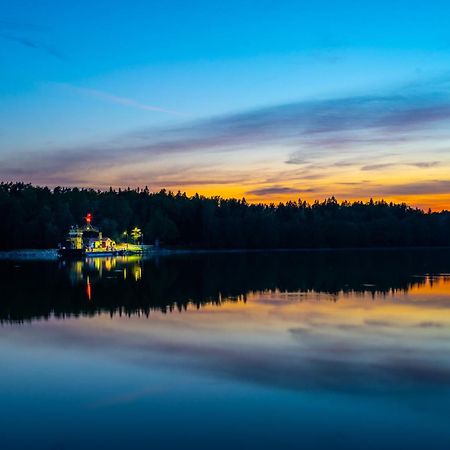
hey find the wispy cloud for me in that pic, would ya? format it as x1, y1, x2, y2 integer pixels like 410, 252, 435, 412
361, 161, 441, 171
377, 180, 450, 196
2, 76, 450, 202
246, 186, 315, 196
59, 84, 189, 117
409, 161, 441, 168
415, 321, 444, 328
361, 163, 395, 171
0, 27, 65, 60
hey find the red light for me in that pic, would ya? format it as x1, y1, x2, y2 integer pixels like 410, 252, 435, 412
86, 213, 92, 223
86, 277, 92, 301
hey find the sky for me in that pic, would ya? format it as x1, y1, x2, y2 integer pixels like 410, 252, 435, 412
1, 1, 450, 209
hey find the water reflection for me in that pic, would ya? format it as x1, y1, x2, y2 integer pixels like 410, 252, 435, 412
2, 249, 450, 322
2, 249, 450, 449
66, 255, 143, 285
2, 250, 450, 395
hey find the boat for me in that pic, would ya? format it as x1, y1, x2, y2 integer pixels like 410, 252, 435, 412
58, 213, 127, 258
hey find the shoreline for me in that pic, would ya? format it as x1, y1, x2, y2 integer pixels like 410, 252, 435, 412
1, 245, 450, 260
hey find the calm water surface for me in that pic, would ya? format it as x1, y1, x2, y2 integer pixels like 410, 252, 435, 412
1, 250, 450, 449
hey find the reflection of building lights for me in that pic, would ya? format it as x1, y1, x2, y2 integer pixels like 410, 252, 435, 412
74, 261, 83, 282
86, 276, 92, 301
74, 261, 82, 275
133, 266, 142, 281
65, 255, 144, 289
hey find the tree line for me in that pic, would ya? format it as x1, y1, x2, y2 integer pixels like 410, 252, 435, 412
0, 182, 449, 249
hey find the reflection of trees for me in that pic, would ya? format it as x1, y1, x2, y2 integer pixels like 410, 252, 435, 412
1, 248, 450, 323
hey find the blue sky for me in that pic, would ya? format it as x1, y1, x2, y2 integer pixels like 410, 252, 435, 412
2, 1, 450, 208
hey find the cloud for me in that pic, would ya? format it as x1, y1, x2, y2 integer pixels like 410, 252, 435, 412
415, 321, 444, 328
361, 163, 395, 171
288, 327, 312, 336
0, 32, 65, 60
2, 76, 450, 192
246, 186, 314, 196
337, 181, 371, 186
364, 319, 394, 327
59, 84, 189, 117
408, 161, 441, 168
377, 180, 450, 196
361, 161, 441, 171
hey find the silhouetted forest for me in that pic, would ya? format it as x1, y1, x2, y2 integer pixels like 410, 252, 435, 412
1, 182, 450, 249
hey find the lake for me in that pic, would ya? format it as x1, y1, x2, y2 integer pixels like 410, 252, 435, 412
1, 249, 450, 449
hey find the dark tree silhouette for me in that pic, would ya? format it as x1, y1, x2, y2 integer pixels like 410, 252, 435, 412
0, 182, 449, 249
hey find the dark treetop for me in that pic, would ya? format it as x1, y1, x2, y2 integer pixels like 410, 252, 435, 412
1, 182, 450, 250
